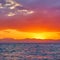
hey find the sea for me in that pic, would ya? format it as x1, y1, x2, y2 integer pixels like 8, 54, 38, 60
0, 43, 60, 60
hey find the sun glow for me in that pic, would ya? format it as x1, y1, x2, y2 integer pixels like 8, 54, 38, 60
33, 32, 60, 40
0, 29, 60, 40
32, 34, 46, 39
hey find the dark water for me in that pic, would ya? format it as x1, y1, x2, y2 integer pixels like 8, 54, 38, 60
0, 43, 60, 60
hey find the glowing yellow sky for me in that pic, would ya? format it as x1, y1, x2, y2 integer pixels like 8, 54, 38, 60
0, 29, 60, 39
0, 0, 60, 40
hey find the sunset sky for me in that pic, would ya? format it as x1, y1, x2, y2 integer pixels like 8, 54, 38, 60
0, 0, 60, 40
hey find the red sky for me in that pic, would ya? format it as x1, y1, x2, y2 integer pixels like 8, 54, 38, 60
0, 0, 60, 40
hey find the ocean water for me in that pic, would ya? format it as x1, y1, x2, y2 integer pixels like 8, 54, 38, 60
0, 43, 60, 60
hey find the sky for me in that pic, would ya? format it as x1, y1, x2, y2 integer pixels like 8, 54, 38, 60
0, 0, 60, 40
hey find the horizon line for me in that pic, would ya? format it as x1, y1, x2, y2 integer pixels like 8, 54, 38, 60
0, 38, 60, 43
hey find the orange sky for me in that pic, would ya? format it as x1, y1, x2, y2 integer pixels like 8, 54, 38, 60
0, 0, 60, 40
0, 29, 60, 40
0, 12, 60, 40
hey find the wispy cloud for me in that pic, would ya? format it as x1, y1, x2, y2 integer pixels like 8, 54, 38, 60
0, 0, 34, 16
7, 12, 16, 16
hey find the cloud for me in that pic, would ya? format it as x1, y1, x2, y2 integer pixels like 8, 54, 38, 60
0, 0, 34, 16
17, 10, 34, 15
0, 3, 4, 8
7, 12, 16, 16
5, 0, 23, 9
